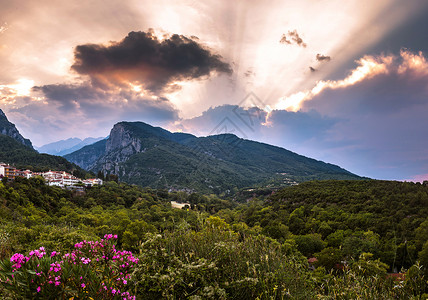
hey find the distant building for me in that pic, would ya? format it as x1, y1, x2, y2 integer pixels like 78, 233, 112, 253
15, 169, 33, 179
42, 171, 80, 187
82, 178, 103, 187
0, 164, 103, 188
0, 163, 16, 180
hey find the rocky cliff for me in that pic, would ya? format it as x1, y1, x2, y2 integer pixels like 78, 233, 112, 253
65, 121, 362, 194
0, 109, 33, 149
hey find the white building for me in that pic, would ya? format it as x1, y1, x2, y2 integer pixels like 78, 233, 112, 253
82, 178, 103, 187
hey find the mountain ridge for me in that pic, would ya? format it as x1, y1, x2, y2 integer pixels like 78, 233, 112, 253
0, 109, 33, 148
36, 137, 105, 156
65, 121, 362, 193
0, 109, 90, 175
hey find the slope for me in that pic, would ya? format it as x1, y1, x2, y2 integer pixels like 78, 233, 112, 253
65, 121, 361, 193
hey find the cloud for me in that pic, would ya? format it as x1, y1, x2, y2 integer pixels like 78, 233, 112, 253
34, 82, 179, 119
272, 50, 428, 180
176, 104, 338, 150
316, 54, 331, 62
2, 81, 180, 146
2, 29, 233, 144
279, 35, 291, 45
276, 50, 428, 111
280, 30, 307, 48
0, 22, 7, 34
71, 30, 232, 93
244, 69, 255, 77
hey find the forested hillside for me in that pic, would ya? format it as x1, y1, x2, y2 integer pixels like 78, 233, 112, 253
0, 135, 89, 176
0, 178, 427, 298
228, 180, 428, 272
65, 121, 361, 194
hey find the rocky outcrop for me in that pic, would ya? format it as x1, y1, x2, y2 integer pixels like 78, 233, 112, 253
106, 123, 143, 154
0, 109, 33, 149
97, 123, 145, 174
65, 122, 146, 175
64, 120, 362, 193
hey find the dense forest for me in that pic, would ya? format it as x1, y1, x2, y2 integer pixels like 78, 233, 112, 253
0, 178, 427, 298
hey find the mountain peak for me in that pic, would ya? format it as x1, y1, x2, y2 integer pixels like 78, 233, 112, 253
0, 109, 33, 149
65, 120, 362, 193
37, 136, 105, 156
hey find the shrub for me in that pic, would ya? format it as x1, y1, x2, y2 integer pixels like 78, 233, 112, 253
0, 234, 138, 299
132, 216, 314, 299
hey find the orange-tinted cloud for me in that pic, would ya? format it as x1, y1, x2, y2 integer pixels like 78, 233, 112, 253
71, 31, 232, 93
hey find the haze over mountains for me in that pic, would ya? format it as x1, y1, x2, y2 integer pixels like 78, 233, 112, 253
36, 137, 105, 156
0, 109, 86, 173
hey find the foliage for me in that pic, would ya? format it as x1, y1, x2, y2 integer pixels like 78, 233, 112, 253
315, 265, 426, 299
132, 216, 313, 299
0, 234, 137, 299
1, 178, 428, 298
240, 180, 428, 272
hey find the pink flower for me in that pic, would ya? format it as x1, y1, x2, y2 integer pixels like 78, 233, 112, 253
81, 257, 91, 264
81, 283, 86, 288
36, 286, 41, 293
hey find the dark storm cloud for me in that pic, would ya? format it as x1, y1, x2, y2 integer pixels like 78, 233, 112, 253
316, 54, 331, 62
34, 84, 97, 107
32, 83, 179, 122
71, 31, 232, 92
280, 30, 307, 48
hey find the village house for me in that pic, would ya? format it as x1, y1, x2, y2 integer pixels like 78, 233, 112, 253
0, 163, 102, 188
15, 169, 33, 179
82, 178, 104, 187
0, 163, 17, 180
42, 171, 81, 187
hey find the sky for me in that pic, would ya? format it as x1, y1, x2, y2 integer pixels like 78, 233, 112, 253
1, 0, 428, 181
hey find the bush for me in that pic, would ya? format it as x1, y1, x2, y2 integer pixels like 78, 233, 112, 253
0, 234, 138, 299
132, 216, 314, 299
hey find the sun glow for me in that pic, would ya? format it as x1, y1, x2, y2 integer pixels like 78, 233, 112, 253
9, 79, 35, 96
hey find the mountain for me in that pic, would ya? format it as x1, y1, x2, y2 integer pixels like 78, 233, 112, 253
36, 137, 105, 156
65, 121, 362, 193
0, 134, 89, 174
0, 109, 90, 175
0, 109, 33, 148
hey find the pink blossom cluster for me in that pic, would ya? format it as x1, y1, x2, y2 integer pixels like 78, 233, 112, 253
3, 234, 138, 299
29, 246, 46, 259
104, 233, 118, 240
10, 253, 29, 269
101, 282, 136, 300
